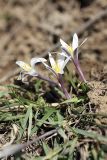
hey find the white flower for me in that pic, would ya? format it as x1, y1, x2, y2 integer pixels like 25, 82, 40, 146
60, 33, 79, 58
60, 33, 87, 82
16, 57, 47, 77
42, 52, 70, 76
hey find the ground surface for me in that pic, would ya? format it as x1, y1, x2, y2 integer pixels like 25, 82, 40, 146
0, 0, 107, 82
0, 0, 107, 112
0, 0, 107, 159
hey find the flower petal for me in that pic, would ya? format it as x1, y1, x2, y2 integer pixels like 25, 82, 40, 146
28, 69, 37, 76
60, 39, 69, 50
57, 53, 65, 74
60, 39, 73, 56
72, 33, 78, 51
61, 56, 71, 71
16, 61, 32, 72
30, 57, 47, 68
42, 61, 57, 77
48, 52, 57, 70
60, 49, 68, 57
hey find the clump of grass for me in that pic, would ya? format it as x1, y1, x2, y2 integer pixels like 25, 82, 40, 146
0, 77, 107, 160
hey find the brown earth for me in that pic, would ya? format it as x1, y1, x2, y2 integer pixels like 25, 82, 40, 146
0, 0, 107, 111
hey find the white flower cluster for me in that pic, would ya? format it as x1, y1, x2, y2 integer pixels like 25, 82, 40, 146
16, 33, 87, 99
16, 33, 86, 79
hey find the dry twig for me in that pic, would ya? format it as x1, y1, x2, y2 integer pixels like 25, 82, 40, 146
0, 128, 59, 159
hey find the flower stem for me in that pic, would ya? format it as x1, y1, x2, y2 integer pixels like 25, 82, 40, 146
73, 59, 87, 83
36, 74, 59, 86
58, 74, 71, 99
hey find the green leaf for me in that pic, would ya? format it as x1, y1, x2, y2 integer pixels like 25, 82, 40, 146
18, 127, 25, 140
44, 147, 62, 160
1, 114, 24, 121
80, 83, 90, 93
61, 97, 83, 104
37, 108, 56, 127
28, 107, 32, 140
58, 128, 68, 141
57, 111, 64, 124
0, 91, 8, 97
69, 78, 77, 91
33, 157, 44, 160
6, 84, 21, 89
34, 80, 43, 92
43, 142, 52, 155
68, 137, 78, 158
22, 107, 30, 129
91, 148, 98, 160
31, 126, 38, 135
71, 128, 107, 142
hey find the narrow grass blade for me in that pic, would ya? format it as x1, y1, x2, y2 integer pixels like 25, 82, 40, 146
22, 107, 30, 129
28, 107, 33, 140
58, 128, 68, 141
57, 111, 64, 124
20, 106, 32, 138
68, 137, 78, 158
61, 97, 83, 104
72, 127, 107, 142
43, 147, 62, 160
37, 108, 56, 127
43, 142, 52, 155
